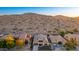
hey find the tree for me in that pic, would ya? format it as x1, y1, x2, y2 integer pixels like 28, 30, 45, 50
0, 40, 4, 48
16, 39, 25, 48
64, 38, 77, 50
30, 36, 34, 50
59, 31, 65, 37
4, 34, 16, 49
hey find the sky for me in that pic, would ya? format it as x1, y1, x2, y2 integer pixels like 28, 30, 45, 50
0, 7, 79, 17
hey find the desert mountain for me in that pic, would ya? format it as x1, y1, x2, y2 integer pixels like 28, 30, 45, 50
0, 13, 79, 34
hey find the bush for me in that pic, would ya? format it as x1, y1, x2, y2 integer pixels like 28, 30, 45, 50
2, 40, 7, 48
59, 31, 65, 37
64, 38, 77, 50
4, 34, 16, 49
16, 39, 25, 48
0, 40, 4, 48
6, 40, 15, 49
0, 40, 7, 48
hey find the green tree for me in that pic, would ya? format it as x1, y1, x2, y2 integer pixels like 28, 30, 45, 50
59, 31, 65, 37
0, 40, 4, 48
6, 41, 15, 49
64, 38, 77, 50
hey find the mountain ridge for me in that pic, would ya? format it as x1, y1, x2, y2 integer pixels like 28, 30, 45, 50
0, 13, 79, 34
0, 13, 79, 18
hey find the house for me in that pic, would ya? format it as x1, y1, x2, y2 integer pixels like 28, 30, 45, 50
33, 34, 50, 46
32, 34, 51, 51
49, 34, 66, 44
64, 34, 79, 45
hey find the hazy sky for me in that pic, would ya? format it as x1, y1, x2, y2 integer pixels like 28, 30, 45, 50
0, 7, 79, 17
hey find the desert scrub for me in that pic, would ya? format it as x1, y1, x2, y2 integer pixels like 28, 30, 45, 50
59, 31, 65, 37
64, 38, 77, 50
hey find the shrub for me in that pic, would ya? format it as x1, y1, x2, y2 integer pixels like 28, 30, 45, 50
0, 40, 4, 48
0, 40, 11, 48
59, 31, 65, 37
6, 40, 15, 49
4, 34, 16, 49
16, 39, 25, 48
64, 38, 77, 50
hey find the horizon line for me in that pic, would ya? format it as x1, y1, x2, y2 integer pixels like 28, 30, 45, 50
0, 12, 78, 18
